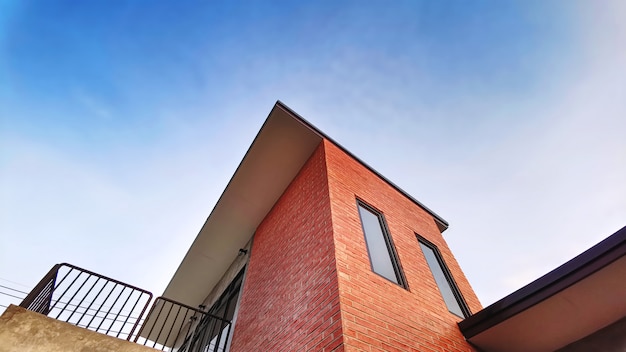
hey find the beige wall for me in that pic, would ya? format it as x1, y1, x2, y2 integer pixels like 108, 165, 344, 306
0, 305, 156, 352
201, 238, 251, 310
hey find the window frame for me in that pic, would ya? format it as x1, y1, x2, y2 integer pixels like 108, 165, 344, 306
417, 234, 470, 318
356, 199, 408, 289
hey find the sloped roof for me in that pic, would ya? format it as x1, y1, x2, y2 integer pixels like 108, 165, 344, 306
459, 225, 626, 352
162, 101, 449, 307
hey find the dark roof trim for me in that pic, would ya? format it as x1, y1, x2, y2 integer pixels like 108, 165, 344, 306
459, 225, 626, 338
274, 100, 450, 232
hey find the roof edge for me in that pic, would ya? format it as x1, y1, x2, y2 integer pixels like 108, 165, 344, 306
163, 100, 450, 302
459, 225, 626, 338
161, 102, 311, 298
275, 100, 450, 232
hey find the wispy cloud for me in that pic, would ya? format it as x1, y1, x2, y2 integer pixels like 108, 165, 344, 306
73, 88, 113, 119
263, 0, 626, 305
1, 1, 624, 309
433, 0, 626, 304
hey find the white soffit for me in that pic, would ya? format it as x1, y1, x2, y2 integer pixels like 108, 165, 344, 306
469, 255, 626, 352
161, 103, 322, 307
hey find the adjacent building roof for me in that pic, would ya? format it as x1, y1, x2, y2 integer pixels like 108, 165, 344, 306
162, 101, 449, 307
459, 225, 626, 352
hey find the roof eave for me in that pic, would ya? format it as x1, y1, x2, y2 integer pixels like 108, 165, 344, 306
459, 225, 626, 350
274, 101, 449, 232
162, 101, 451, 307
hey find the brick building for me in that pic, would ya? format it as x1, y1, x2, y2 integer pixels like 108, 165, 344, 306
161, 101, 482, 351
5, 101, 624, 352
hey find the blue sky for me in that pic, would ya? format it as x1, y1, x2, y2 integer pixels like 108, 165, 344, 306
1, 0, 625, 308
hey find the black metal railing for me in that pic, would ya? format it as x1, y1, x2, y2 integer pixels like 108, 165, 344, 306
19, 263, 234, 351
19, 263, 153, 341
135, 297, 232, 352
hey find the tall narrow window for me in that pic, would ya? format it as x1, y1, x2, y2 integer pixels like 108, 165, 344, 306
357, 201, 406, 287
418, 236, 469, 318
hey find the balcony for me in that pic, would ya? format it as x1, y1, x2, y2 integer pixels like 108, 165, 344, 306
12, 263, 233, 352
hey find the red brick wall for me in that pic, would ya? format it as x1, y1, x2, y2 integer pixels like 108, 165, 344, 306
324, 140, 482, 352
231, 139, 481, 351
229, 142, 344, 351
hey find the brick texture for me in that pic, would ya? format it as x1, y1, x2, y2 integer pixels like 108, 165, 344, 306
229, 142, 343, 351
231, 139, 481, 352
324, 140, 482, 352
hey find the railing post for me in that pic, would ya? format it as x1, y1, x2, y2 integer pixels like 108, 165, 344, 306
136, 297, 233, 352
19, 263, 61, 314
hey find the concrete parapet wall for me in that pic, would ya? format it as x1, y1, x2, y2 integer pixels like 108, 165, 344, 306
0, 305, 156, 352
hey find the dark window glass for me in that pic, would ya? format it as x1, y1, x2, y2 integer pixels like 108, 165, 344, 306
418, 239, 468, 317
357, 202, 405, 287
179, 268, 245, 351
